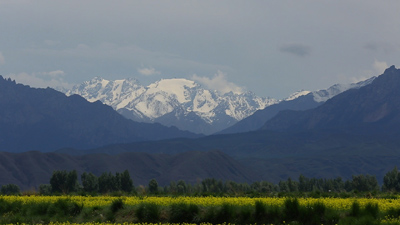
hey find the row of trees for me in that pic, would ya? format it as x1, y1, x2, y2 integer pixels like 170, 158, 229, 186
44, 170, 133, 194
3, 167, 400, 195
41, 167, 400, 195
278, 174, 379, 193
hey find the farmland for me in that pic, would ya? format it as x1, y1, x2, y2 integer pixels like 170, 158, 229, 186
2, 195, 400, 224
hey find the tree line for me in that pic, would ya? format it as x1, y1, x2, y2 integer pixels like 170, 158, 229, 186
2, 167, 400, 196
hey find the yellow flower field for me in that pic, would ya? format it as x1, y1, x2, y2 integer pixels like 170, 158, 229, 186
2, 195, 400, 211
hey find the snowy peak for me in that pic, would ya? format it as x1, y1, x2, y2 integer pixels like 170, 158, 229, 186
63, 77, 277, 134
284, 90, 311, 101
285, 77, 376, 103
66, 77, 145, 109
147, 78, 198, 103
312, 76, 376, 102
222, 91, 278, 120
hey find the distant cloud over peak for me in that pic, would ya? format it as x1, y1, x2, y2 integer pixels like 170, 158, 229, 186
341, 60, 389, 84
138, 67, 161, 76
46, 70, 65, 77
279, 43, 312, 57
192, 71, 243, 94
372, 60, 388, 75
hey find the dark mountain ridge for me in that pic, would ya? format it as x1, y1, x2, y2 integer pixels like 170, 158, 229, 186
0, 76, 198, 152
261, 65, 400, 133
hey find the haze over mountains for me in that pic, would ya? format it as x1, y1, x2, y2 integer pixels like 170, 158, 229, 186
1, 65, 400, 189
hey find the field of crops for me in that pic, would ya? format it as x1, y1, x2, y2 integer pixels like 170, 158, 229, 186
4, 195, 400, 210
0, 195, 392, 208
2, 195, 400, 224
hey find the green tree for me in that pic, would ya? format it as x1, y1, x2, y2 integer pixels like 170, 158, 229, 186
81, 172, 99, 192
148, 179, 159, 194
201, 178, 223, 193
279, 180, 289, 192
169, 181, 177, 194
287, 177, 299, 192
351, 174, 379, 192
383, 166, 400, 192
114, 172, 122, 191
177, 180, 187, 194
98, 172, 114, 193
50, 170, 77, 194
38, 184, 52, 195
50, 170, 67, 193
0, 184, 20, 195
66, 170, 78, 193
298, 174, 309, 192
120, 170, 133, 193
332, 177, 345, 192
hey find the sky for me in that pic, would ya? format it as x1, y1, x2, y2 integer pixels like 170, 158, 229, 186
1, 1, 400, 99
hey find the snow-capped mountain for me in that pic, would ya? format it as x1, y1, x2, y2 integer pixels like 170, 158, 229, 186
64, 77, 278, 134
284, 76, 376, 102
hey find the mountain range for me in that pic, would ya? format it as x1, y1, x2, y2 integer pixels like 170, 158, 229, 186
262, 66, 399, 133
63, 76, 375, 135
57, 66, 400, 184
1, 65, 399, 189
63, 78, 277, 135
219, 76, 375, 134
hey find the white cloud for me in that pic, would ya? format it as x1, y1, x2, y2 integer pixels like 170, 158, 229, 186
46, 70, 65, 77
343, 60, 389, 84
138, 67, 161, 76
372, 60, 388, 75
192, 71, 243, 94
0, 52, 5, 65
4, 70, 73, 89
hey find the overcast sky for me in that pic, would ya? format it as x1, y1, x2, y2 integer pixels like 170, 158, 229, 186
1, 1, 400, 99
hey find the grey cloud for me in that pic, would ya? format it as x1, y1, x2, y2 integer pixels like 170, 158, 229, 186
279, 43, 312, 57
363, 42, 397, 54
1, 1, 400, 99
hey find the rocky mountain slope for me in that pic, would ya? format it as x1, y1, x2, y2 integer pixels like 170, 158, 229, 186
64, 78, 278, 134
